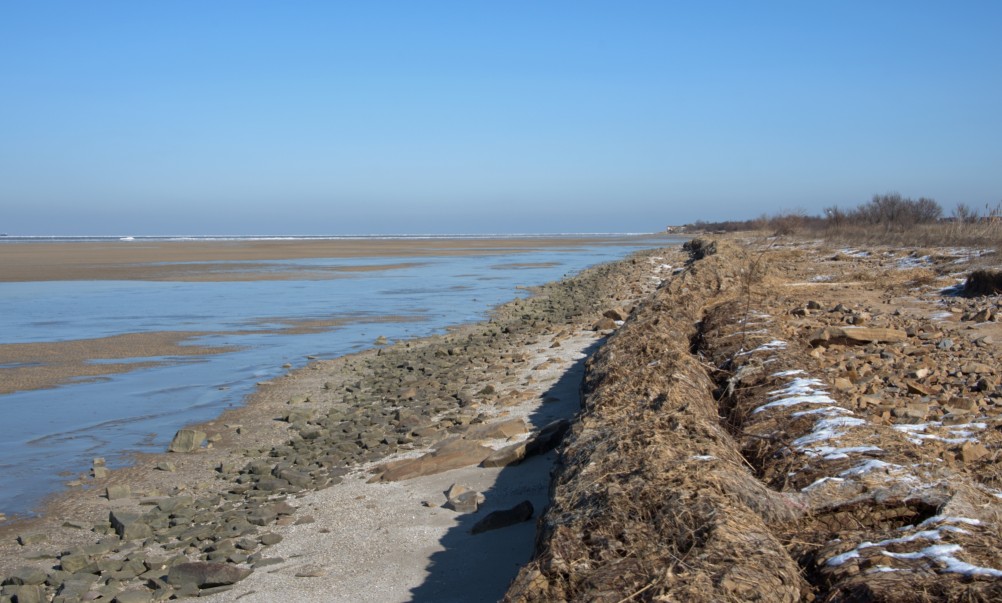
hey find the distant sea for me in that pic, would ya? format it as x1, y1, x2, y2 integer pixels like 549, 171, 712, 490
0, 233, 679, 517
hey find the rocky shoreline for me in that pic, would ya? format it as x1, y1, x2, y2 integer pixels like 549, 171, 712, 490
0, 244, 672, 602
5, 236, 1001, 602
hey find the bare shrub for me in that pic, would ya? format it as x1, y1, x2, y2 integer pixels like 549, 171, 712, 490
965, 269, 1002, 296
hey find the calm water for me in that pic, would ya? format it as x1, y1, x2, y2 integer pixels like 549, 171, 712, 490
0, 235, 679, 517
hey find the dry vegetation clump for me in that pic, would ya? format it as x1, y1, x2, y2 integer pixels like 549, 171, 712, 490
506, 242, 805, 602
964, 270, 1002, 296
507, 238, 1002, 602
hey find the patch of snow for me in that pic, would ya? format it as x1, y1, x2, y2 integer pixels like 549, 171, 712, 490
896, 255, 932, 269
792, 417, 866, 447
839, 460, 903, 476
736, 339, 787, 356
917, 516, 982, 528
801, 476, 845, 492
689, 455, 717, 461
826, 549, 860, 566
755, 393, 837, 413
809, 445, 883, 460
811, 274, 834, 282
772, 369, 806, 378
792, 406, 853, 418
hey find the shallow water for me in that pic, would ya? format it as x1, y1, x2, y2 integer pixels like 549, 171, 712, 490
0, 236, 678, 517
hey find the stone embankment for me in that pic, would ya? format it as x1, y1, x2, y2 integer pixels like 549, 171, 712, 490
506, 239, 1002, 602
0, 246, 670, 602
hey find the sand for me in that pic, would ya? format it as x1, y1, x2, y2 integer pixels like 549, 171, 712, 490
0, 236, 659, 282
201, 330, 598, 603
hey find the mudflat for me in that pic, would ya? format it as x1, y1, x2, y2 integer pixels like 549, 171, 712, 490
0, 236, 651, 282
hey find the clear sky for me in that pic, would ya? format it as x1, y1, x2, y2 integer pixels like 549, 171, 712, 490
1, 1, 1000, 235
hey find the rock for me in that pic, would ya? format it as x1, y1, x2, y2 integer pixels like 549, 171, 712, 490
937, 338, 954, 350
114, 589, 153, 603
602, 308, 629, 321
168, 429, 206, 453
445, 490, 482, 513
106, 484, 131, 500
16, 534, 46, 546
592, 317, 618, 331
371, 439, 492, 482
1, 585, 45, 603
259, 533, 282, 546
155, 461, 176, 472
463, 418, 528, 441
961, 442, 990, 463
525, 419, 571, 456
2, 566, 47, 586
833, 378, 854, 392
109, 510, 153, 541
59, 553, 92, 574
92, 465, 109, 479
443, 484, 484, 513
809, 327, 907, 346
166, 562, 252, 589
904, 381, 934, 396
482, 441, 529, 468
374, 336, 389, 345
471, 500, 534, 534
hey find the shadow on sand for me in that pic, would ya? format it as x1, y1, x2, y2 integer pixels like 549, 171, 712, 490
407, 340, 601, 603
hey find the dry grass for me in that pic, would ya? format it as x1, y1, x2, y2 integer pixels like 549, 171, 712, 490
506, 238, 1002, 603
822, 221, 1002, 251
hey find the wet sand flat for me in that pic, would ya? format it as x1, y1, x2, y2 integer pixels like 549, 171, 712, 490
0, 236, 649, 282
0, 315, 424, 395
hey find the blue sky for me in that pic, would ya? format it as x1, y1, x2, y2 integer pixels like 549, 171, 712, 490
1, 1, 1000, 235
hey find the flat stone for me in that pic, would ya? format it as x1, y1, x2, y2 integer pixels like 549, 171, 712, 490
106, 484, 131, 500
168, 429, 206, 453
16, 534, 47, 546
166, 562, 252, 589
463, 418, 528, 441
59, 553, 92, 574
809, 326, 907, 346
113, 589, 153, 603
482, 441, 529, 468
471, 500, 534, 534
961, 442, 990, 463
1, 584, 45, 603
525, 419, 571, 456
109, 510, 153, 541
371, 439, 492, 482
445, 489, 483, 513
2, 566, 47, 586
259, 533, 283, 546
